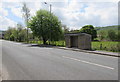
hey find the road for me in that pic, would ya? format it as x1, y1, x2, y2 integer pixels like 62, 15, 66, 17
2, 40, 118, 80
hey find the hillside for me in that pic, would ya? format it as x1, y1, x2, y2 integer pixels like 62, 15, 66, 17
95, 25, 119, 32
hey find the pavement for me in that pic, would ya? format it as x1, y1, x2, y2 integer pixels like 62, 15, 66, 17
56, 47, 119, 57
1, 40, 119, 80
29, 43, 119, 57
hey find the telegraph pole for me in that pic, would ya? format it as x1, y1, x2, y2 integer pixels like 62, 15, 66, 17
44, 2, 52, 44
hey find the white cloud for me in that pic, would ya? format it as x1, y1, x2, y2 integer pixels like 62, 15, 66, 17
0, 7, 8, 16
83, 2, 118, 26
1, 0, 119, 2
11, 7, 23, 18
0, 16, 17, 30
0, 2, 8, 16
51, 1, 118, 29
0, 0, 118, 31
1, 0, 68, 3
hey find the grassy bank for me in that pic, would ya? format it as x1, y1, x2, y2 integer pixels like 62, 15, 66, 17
92, 41, 119, 52
29, 40, 119, 52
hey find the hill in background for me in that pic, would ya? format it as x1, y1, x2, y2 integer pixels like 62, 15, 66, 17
95, 25, 119, 32
94, 25, 119, 41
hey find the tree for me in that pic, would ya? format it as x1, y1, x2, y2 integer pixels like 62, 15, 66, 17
28, 9, 63, 44
22, 2, 30, 43
4, 27, 13, 40
17, 23, 25, 42
11, 28, 18, 41
107, 30, 116, 41
80, 25, 97, 40
62, 24, 69, 33
117, 31, 120, 41
4, 25, 28, 42
98, 30, 107, 41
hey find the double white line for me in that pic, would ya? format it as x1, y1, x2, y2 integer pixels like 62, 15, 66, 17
62, 56, 114, 70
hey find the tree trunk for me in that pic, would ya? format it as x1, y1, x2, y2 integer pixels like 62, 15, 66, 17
43, 38, 47, 45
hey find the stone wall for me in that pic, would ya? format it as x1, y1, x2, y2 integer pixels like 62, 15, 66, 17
65, 36, 71, 48
78, 34, 91, 50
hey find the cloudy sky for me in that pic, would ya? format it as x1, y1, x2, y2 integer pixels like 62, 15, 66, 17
0, 0, 119, 30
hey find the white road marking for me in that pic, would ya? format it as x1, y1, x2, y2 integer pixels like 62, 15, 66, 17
62, 56, 114, 70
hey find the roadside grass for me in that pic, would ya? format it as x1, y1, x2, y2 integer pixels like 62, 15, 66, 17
29, 40, 119, 52
92, 41, 119, 52
29, 40, 65, 47
50, 41, 65, 47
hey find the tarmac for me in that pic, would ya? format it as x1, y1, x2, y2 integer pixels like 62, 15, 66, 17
0, 43, 119, 80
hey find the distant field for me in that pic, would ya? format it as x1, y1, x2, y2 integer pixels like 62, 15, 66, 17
29, 40, 119, 52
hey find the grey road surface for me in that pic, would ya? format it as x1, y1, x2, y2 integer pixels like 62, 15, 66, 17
2, 40, 118, 80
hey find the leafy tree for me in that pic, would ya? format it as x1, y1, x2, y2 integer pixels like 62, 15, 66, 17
4, 27, 13, 40
28, 9, 63, 44
80, 25, 97, 40
107, 30, 117, 41
117, 31, 120, 41
4, 25, 29, 42
11, 28, 18, 41
17, 23, 24, 42
96, 25, 119, 41
98, 30, 107, 41
18, 29, 27, 42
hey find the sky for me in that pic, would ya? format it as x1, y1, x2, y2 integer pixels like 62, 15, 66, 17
0, 0, 119, 31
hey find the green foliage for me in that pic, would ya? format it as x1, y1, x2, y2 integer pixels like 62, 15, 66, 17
107, 30, 117, 41
80, 25, 97, 40
28, 9, 63, 44
92, 41, 119, 52
29, 39, 119, 52
50, 41, 65, 46
118, 31, 120, 41
4, 24, 32, 42
97, 29, 119, 41
69, 29, 80, 33
95, 25, 119, 41
4, 27, 14, 40
97, 30, 107, 41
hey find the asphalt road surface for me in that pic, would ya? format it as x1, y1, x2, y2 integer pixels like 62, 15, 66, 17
2, 40, 118, 80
